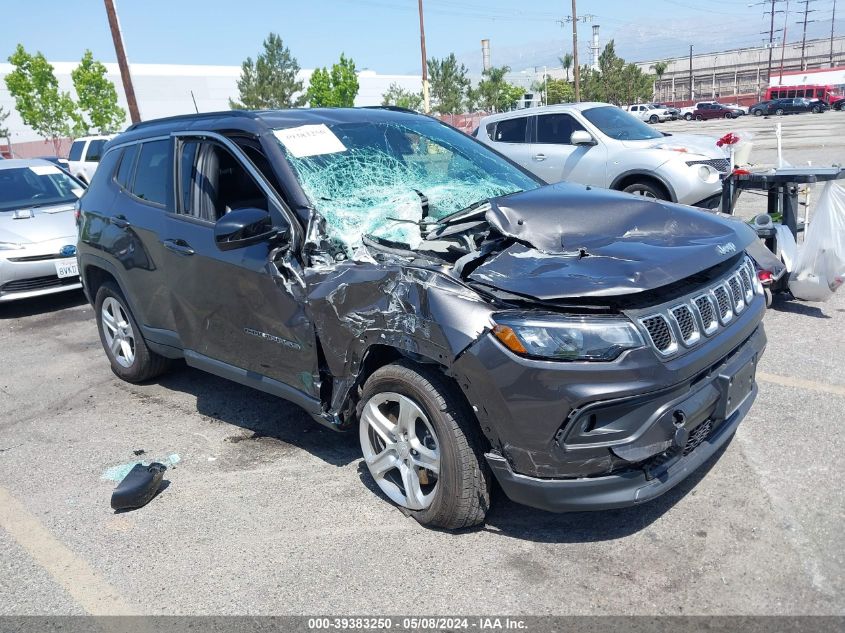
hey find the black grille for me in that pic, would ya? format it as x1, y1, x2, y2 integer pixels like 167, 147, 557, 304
695, 295, 716, 329
727, 276, 743, 307
641, 315, 674, 352
713, 286, 731, 319
0, 275, 78, 294
686, 158, 731, 172
739, 267, 754, 301
671, 305, 697, 342
684, 420, 713, 455
7, 253, 64, 263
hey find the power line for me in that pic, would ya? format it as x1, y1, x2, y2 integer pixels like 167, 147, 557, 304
797, 0, 820, 69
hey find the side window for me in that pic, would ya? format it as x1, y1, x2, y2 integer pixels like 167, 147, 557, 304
131, 140, 170, 206
536, 113, 585, 144
86, 148, 122, 191
68, 141, 85, 162
485, 122, 497, 140
115, 144, 139, 190
85, 139, 106, 163
178, 140, 268, 223
493, 117, 528, 143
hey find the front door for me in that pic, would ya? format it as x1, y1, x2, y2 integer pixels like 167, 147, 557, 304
161, 133, 318, 395
529, 112, 608, 186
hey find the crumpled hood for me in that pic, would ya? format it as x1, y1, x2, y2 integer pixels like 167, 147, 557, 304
0, 203, 77, 244
468, 183, 757, 300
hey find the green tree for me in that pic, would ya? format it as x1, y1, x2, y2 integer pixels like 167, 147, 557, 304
307, 53, 359, 107
381, 82, 423, 110
427, 54, 470, 114
5, 44, 78, 154
71, 50, 126, 134
0, 106, 11, 157
474, 66, 524, 112
560, 53, 574, 82
649, 60, 669, 101
546, 78, 575, 105
230, 33, 305, 109
580, 41, 653, 106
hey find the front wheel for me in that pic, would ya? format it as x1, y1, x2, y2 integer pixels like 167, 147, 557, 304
622, 181, 664, 200
95, 282, 170, 383
358, 361, 490, 529
684, 113, 693, 121
812, 105, 821, 113
649, 114, 659, 123
695, 114, 703, 121
724, 113, 733, 119
775, 108, 785, 116
753, 109, 763, 116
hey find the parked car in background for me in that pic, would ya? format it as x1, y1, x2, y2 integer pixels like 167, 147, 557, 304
722, 103, 749, 115
691, 103, 742, 120
653, 103, 680, 120
625, 103, 672, 123
0, 159, 85, 301
681, 101, 717, 120
749, 100, 772, 116
67, 135, 113, 183
476, 103, 728, 207
764, 98, 829, 115
76, 108, 767, 528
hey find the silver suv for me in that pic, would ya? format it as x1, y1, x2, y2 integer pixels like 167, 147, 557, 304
476, 103, 729, 207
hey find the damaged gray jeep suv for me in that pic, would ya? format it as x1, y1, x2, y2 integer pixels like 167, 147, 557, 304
77, 108, 766, 529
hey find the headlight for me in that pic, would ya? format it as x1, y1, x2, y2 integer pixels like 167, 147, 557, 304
694, 164, 719, 184
491, 313, 644, 361
0, 241, 25, 250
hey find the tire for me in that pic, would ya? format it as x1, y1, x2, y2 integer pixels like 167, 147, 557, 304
649, 114, 659, 123
95, 281, 170, 383
775, 108, 784, 116
724, 113, 732, 119
622, 181, 665, 200
764, 287, 773, 308
753, 109, 763, 116
357, 360, 490, 529
684, 113, 693, 121
695, 114, 703, 121
812, 105, 820, 113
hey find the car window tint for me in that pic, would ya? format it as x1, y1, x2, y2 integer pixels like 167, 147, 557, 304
536, 113, 584, 144
85, 140, 106, 163
179, 140, 268, 222
131, 140, 170, 206
115, 144, 139, 190
68, 141, 85, 162
493, 117, 528, 143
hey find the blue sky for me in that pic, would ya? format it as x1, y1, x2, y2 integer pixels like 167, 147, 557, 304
5, 0, 840, 73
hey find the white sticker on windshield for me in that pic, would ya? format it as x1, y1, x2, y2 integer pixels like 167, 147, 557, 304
273, 124, 347, 158
29, 164, 61, 176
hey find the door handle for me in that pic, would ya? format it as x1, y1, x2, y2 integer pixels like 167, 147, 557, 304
533, 153, 547, 161
112, 215, 130, 229
162, 239, 195, 256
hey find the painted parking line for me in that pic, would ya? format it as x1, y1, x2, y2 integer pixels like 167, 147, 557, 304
757, 371, 845, 397
0, 485, 138, 615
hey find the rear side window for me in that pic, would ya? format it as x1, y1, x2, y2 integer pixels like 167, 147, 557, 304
536, 113, 585, 144
492, 117, 528, 143
130, 140, 170, 206
68, 140, 85, 162
85, 139, 106, 163
86, 148, 122, 192
115, 144, 139, 190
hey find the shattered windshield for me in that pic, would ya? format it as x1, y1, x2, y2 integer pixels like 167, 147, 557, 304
274, 119, 539, 252
582, 106, 663, 141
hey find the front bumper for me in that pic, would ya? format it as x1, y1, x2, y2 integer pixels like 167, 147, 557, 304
0, 238, 81, 302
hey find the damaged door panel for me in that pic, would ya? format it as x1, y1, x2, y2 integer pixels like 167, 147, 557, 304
78, 107, 768, 529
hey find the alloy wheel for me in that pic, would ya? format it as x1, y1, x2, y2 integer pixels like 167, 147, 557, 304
101, 297, 136, 368
360, 392, 440, 511
629, 187, 658, 199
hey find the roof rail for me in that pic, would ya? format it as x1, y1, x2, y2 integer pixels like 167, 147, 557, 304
362, 105, 420, 115
124, 109, 258, 132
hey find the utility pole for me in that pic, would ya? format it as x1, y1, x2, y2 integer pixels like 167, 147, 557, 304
103, 0, 140, 124
831, 0, 838, 67
758, 0, 785, 85
779, 0, 790, 83
571, 0, 580, 102
797, 0, 818, 70
418, 0, 430, 114
689, 45, 694, 101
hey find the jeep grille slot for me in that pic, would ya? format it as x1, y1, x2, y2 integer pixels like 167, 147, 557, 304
670, 304, 700, 346
712, 285, 733, 324
693, 294, 718, 336
727, 275, 745, 313
640, 315, 677, 355
738, 266, 754, 302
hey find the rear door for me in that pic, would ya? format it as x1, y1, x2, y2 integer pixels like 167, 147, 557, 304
161, 132, 318, 392
529, 112, 607, 186
82, 139, 107, 182
484, 115, 537, 175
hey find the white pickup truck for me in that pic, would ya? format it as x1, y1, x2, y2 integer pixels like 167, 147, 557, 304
625, 104, 672, 123
67, 135, 114, 183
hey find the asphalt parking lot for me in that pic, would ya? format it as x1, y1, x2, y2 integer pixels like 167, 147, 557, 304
1, 112, 844, 617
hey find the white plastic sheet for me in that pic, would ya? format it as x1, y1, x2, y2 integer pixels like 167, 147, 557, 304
788, 181, 845, 302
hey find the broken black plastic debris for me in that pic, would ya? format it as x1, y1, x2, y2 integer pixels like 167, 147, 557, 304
110, 463, 167, 511
132, 449, 146, 456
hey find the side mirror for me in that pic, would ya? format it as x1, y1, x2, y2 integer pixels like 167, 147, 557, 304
571, 130, 596, 146
214, 207, 287, 251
